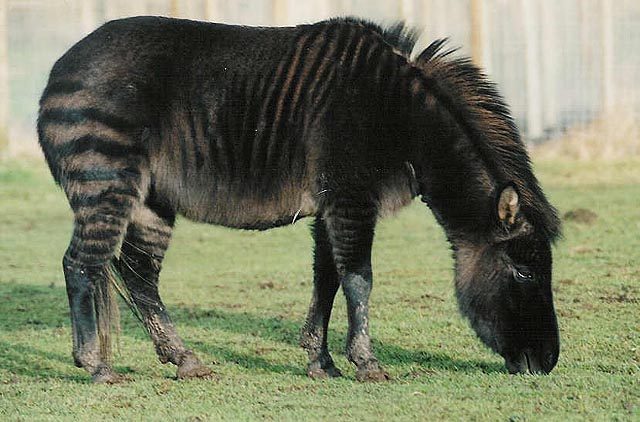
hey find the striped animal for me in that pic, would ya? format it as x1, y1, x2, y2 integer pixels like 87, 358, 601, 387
38, 16, 561, 383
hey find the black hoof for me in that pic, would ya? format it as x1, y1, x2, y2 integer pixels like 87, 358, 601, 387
307, 365, 343, 379
91, 366, 127, 384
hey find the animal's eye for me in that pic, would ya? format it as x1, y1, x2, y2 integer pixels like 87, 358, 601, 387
513, 267, 534, 282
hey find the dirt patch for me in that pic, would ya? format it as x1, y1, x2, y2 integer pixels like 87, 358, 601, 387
599, 294, 639, 304
569, 245, 601, 255
259, 281, 275, 289
558, 279, 575, 286
557, 308, 580, 319
563, 208, 598, 224
420, 292, 445, 302
254, 347, 276, 356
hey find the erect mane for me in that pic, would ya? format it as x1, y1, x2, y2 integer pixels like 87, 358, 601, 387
412, 40, 561, 242
326, 17, 420, 57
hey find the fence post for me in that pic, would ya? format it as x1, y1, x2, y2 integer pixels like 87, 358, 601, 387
419, 0, 428, 39
522, 0, 543, 140
0, 0, 8, 154
601, 0, 613, 113
205, 0, 223, 21
170, 0, 179, 17
80, 0, 98, 34
178, 1, 205, 19
273, 0, 288, 25
471, 0, 492, 74
329, 0, 345, 17
540, 0, 558, 133
470, 0, 483, 66
401, 0, 416, 25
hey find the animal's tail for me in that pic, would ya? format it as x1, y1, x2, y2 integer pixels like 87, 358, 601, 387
97, 263, 144, 362
96, 264, 122, 362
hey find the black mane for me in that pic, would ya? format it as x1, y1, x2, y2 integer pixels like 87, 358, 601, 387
327, 17, 420, 57
415, 42, 560, 242
352, 18, 561, 242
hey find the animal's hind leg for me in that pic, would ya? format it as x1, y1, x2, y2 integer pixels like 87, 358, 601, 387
63, 173, 142, 383
64, 258, 123, 383
38, 86, 149, 382
300, 216, 342, 378
116, 203, 213, 380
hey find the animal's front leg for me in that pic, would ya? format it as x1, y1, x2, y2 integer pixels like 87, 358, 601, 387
341, 268, 389, 381
323, 198, 390, 382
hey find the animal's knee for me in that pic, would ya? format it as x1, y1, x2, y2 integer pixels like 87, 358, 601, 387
341, 272, 373, 303
62, 251, 111, 282
62, 254, 97, 293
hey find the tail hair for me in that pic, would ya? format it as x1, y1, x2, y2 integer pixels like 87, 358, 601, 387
94, 262, 147, 363
94, 264, 121, 363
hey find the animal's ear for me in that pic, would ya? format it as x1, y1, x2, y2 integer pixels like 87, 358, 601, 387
493, 183, 533, 242
497, 184, 520, 226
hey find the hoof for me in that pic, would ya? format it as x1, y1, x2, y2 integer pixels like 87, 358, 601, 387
355, 368, 391, 382
307, 365, 343, 379
91, 366, 127, 384
177, 363, 214, 380
176, 355, 215, 380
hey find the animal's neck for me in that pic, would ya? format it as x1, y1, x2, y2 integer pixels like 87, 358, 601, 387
406, 75, 496, 242
367, 34, 559, 244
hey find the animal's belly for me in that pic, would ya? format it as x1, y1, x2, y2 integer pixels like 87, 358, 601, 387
154, 164, 415, 229
175, 182, 318, 230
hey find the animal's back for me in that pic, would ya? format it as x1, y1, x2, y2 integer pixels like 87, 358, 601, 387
38, 16, 415, 230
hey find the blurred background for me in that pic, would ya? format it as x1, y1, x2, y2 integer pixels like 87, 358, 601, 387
0, 0, 638, 158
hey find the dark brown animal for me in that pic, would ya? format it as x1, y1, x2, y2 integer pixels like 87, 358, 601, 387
37, 16, 561, 383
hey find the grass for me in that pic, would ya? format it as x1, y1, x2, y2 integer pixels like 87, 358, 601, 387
0, 157, 638, 421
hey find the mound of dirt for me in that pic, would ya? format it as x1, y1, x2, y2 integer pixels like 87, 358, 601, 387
563, 208, 598, 224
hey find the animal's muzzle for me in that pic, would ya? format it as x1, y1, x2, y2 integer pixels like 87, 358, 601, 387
505, 348, 558, 374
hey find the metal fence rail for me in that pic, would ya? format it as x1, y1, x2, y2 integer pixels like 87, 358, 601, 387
1, 0, 638, 155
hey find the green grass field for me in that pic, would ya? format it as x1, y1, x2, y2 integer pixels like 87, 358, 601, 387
0, 157, 638, 420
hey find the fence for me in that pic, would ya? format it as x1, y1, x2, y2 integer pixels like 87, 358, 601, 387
1, 0, 639, 155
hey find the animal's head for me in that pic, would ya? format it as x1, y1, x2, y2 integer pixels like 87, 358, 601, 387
453, 184, 559, 374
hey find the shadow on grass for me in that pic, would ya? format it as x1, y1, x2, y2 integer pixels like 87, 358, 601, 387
170, 306, 505, 376
0, 340, 89, 383
0, 283, 504, 380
